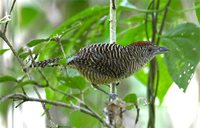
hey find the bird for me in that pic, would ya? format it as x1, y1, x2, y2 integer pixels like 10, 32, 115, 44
30, 41, 169, 97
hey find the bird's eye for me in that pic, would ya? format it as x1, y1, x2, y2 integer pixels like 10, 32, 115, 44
148, 48, 153, 52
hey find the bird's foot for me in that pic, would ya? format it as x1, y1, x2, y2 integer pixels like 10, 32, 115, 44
109, 93, 118, 101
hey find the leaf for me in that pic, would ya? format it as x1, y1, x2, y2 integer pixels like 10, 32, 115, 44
0, 49, 9, 55
162, 23, 200, 91
123, 93, 137, 104
123, 93, 137, 110
16, 80, 38, 88
27, 39, 48, 47
134, 57, 172, 104
19, 52, 29, 60
117, 23, 148, 46
157, 56, 173, 103
0, 76, 17, 82
59, 76, 87, 90
50, 6, 108, 38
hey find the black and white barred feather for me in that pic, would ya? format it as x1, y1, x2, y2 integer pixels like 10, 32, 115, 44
29, 58, 61, 68
30, 41, 168, 85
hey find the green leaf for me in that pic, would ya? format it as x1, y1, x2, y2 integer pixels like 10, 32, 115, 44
162, 23, 200, 91
27, 39, 48, 47
157, 56, 173, 103
16, 80, 37, 88
117, 24, 145, 46
59, 76, 87, 90
0, 76, 17, 83
19, 52, 29, 60
50, 6, 108, 38
123, 93, 137, 110
0, 49, 9, 55
123, 93, 137, 104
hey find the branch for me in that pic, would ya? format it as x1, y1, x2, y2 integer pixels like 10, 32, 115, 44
110, 0, 116, 44
146, 1, 171, 128
0, 93, 110, 127
104, 99, 126, 128
0, 1, 109, 128
106, 1, 127, 128
156, 0, 171, 45
3, 0, 16, 34
0, 1, 53, 124
0, 93, 95, 117
28, 50, 109, 127
109, 0, 117, 97
55, 37, 67, 59
134, 104, 140, 125
0, 31, 26, 71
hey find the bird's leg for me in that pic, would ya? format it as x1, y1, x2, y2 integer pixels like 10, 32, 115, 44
92, 84, 117, 100
92, 84, 109, 95
106, 82, 119, 87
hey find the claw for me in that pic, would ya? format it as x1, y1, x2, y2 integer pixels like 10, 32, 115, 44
109, 93, 118, 100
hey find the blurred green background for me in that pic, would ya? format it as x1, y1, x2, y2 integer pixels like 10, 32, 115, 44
0, 0, 200, 128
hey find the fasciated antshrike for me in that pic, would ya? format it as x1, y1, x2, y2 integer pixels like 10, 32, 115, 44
30, 41, 169, 95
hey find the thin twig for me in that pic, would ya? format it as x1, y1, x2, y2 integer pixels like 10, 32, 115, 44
0, 31, 26, 71
55, 37, 67, 59
0, 93, 93, 116
28, 50, 50, 86
0, 1, 111, 128
151, 0, 157, 43
144, 1, 153, 41
156, 0, 171, 45
28, 50, 110, 127
0, 93, 110, 127
3, 0, 16, 34
49, 85, 109, 127
134, 104, 140, 126
28, 50, 53, 121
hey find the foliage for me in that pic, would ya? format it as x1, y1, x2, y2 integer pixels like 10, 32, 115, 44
0, 0, 200, 128
162, 23, 200, 91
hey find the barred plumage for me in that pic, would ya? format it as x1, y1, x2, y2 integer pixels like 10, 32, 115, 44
30, 41, 169, 85
29, 58, 61, 68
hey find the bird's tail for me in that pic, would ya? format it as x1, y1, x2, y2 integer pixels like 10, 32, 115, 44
29, 56, 76, 68
29, 57, 62, 68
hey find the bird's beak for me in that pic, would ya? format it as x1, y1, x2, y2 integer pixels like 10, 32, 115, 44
154, 46, 169, 54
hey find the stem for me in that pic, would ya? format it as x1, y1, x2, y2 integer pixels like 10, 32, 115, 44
109, 0, 117, 97
147, 1, 171, 128
0, 93, 102, 123
55, 37, 67, 59
0, 31, 26, 71
0, 4, 54, 125
110, 0, 116, 44
106, 1, 126, 128
147, 0, 158, 127
156, 0, 171, 45
3, 0, 16, 34
28, 50, 110, 127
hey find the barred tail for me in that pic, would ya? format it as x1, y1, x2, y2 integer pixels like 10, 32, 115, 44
29, 57, 61, 68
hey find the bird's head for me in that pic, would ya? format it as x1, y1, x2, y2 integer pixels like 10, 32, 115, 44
128, 41, 169, 60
